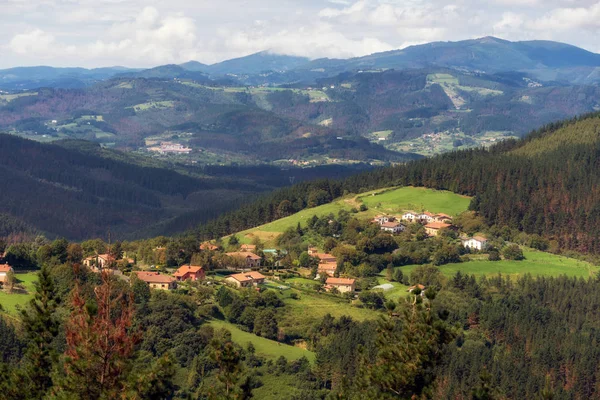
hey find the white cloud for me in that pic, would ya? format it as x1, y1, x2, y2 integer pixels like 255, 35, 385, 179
2, 0, 600, 68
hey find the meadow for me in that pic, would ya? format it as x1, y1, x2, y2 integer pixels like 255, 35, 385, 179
234, 186, 471, 247
358, 186, 471, 216
208, 319, 315, 362
398, 249, 599, 280
0, 272, 37, 317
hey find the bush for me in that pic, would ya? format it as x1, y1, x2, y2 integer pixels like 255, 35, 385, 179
359, 204, 368, 212
488, 250, 501, 261
502, 244, 524, 261
289, 292, 299, 300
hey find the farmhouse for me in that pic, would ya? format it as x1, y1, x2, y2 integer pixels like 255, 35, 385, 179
408, 284, 426, 296
373, 215, 396, 225
173, 265, 205, 281
424, 222, 452, 236
401, 211, 419, 223
318, 262, 338, 277
461, 236, 489, 251
380, 221, 405, 234
225, 271, 266, 288
134, 271, 177, 291
419, 211, 436, 224
308, 248, 337, 264
83, 254, 114, 271
434, 213, 453, 223
240, 244, 257, 253
200, 242, 219, 251
325, 277, 356, 293
226, 252, 262, 269
0, 263, 13, 284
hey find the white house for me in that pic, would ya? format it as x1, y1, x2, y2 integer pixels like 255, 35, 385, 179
461, 236, 489, 251
380, 222, 405, 234
0, 264, 13, 284
401, 211, 419, 223
373, 215, 396, 225
418, 212, 436, 224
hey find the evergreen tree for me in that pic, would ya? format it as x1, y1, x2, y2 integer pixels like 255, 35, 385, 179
18, 265, 60, 400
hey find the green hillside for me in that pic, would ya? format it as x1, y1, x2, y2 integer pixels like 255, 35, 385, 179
232, 186, 471, 246
398, 248, 598, 280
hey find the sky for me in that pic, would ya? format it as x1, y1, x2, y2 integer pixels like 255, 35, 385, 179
1, 0, 600, 69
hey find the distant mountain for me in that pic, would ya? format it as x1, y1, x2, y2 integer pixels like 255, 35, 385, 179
3, 37, 600, 90
0, 65, 139, 90
180, 60, 209, 72
205, 51, 310, 75
297, 37, 600, 85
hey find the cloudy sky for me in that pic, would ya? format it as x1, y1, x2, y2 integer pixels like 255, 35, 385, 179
1, 0, 600, 68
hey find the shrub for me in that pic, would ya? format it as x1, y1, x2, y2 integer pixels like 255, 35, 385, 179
502, 244, 524, 261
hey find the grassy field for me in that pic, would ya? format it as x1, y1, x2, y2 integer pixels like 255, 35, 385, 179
208, 319, 315, 362
234, 196, 362, 246
281, 288, 375, 328
232, 186, 469, 247
359, 186, 471, 216
0, 92, 38, 102
0, 272, 37, 316
251, 374, 303, 400
399, 249, 599, 280
132, 101, 175, 111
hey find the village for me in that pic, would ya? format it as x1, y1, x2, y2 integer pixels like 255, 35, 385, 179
30, 205, 491, 302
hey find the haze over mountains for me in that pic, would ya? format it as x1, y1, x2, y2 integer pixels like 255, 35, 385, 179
3, 37, 600, 90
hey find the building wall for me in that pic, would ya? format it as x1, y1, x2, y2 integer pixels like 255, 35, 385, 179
333, 284, 355, 293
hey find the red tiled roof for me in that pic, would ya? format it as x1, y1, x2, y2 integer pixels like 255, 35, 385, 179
134, 271, 176, 284
0, 264, 13, 273
228, 271, 266, 282
425, 222, 451, 230
313, 253, 336, 262
472, 236, 488, 242
422, 211, 436, 217
435, 213, 452, 218
240, 244, 256, 251
409, 284, 426, 291
381, 222, 402, 228
326, 277, 355, 285
318, 262, 337, 271
226, 251, 262, 260
173, 265, 204, 277
200, 242, 219, 251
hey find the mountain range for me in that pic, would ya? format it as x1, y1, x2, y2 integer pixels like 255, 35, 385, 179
2, 37, 600, 90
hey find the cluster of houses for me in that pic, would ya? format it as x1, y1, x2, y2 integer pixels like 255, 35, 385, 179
373, 211, 490, 250
372, 211, 454, 237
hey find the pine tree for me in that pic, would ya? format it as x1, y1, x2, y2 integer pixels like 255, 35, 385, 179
54, 271, 139, 399
18, 265, 60, 400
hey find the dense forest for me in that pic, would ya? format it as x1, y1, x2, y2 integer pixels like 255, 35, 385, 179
0, 134, 371, 240
1, 234, 600, 399
191, 112, 600, 255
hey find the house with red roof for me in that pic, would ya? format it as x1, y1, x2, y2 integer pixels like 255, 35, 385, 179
424, 222, 452, 237
134, 271, 177, 291
325, 277, 356, 293
225, 271, 266, 288
200, 242, 219, 251
0, 264, 13, 284
173, 265, 205, 281
461, 235, 489, 251
83, 254, 115, 272
226, 252, 262, 269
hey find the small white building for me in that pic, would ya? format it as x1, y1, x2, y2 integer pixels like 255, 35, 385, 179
418, 212, 436, 224
0, 264, 14, 284
401, 211, 419, 223
380, 222, 405, 234
461, 236, 489, 251
373, 215, 396, 225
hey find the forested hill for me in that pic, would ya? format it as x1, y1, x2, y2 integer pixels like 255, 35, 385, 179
192, 112, 600, 254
